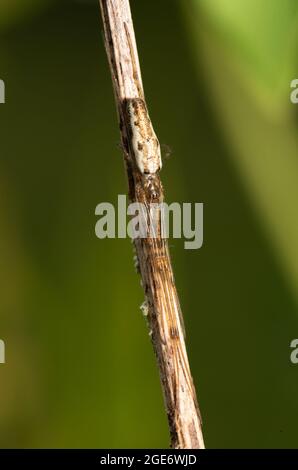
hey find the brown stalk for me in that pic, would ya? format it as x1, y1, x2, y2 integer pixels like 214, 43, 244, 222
98, 0, 205, 449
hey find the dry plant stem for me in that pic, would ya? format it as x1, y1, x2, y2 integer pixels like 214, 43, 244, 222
99, 0, 205, 449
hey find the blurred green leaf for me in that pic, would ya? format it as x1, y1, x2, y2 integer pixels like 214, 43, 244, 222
191, 0, 298, 113
183, 0, 298, 304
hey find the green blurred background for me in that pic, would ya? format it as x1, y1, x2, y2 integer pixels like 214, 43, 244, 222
0, 0, 298, 448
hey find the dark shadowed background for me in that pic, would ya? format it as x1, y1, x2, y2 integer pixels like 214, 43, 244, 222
0, 0, 298, 448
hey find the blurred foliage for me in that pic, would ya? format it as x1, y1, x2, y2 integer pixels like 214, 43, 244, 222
0, 0, 52, 31
184, 0, 298, 306
196, 0, 298, 113
0, 0, 298, 449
